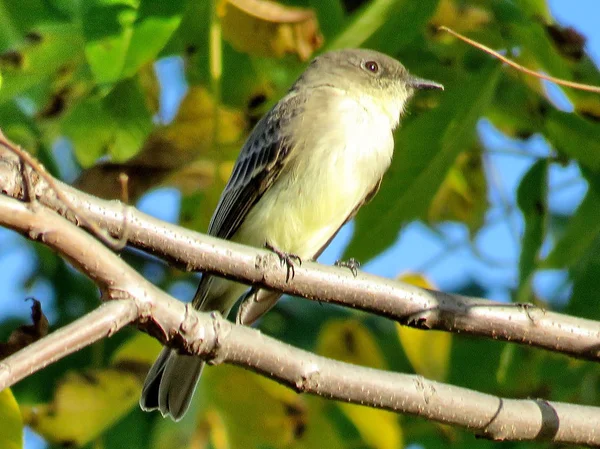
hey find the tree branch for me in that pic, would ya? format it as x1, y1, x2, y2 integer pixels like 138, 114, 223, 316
0, 193, 599, 445
0, 301, 137, 386
1, 142, 599, 363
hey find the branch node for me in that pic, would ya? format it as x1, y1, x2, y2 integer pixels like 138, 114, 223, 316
293, 363, 321, 393
205, 311, 231, 365
414, 376, 436, 404
106, 287, 133, 301
517, 303, 545, 323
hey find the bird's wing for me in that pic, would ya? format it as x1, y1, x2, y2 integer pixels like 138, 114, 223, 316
207, 92, 304, 239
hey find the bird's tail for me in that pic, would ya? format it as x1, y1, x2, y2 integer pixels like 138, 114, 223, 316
140, 276, 241, 421
139, 348, 204, 421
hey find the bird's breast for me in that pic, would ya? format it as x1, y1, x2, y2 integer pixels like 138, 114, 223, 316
234, 93, 394, 257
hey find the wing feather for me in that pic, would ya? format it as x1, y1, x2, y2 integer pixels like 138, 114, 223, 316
207, 93, 303, 239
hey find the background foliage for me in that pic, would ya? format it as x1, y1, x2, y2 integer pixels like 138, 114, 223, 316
1, 0, 600, 448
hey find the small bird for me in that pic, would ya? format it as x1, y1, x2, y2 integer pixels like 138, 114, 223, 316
140, 48, 443, 420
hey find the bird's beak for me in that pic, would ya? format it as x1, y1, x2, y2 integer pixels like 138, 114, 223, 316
409, 76, 444, 91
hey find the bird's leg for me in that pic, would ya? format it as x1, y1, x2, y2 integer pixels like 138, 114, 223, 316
265, 241, 302, 282
334, 258, 361, 277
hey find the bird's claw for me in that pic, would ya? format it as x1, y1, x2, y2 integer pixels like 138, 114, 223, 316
335, 258, 360, 277
265, 242, 301, 282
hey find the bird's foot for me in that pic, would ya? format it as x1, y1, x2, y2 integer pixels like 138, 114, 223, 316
334, 258, 361, 277
265, 242, 302, 282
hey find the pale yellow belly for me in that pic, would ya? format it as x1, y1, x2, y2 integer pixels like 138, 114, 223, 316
232, 172, 359, 258
232, 141, 391, 258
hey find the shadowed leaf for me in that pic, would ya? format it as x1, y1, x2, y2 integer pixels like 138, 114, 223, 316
516, 160, 548, 302
428, 147, 487, 232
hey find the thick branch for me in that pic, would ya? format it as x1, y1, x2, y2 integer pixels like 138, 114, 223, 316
0, 194, 598, 445
1, 146, 599, 362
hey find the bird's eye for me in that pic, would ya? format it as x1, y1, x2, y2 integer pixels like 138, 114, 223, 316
364, 61, 379, 73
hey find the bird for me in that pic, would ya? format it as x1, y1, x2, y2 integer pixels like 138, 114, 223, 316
140, 48, 443, 420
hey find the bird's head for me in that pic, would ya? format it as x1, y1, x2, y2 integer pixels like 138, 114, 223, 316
295, 48, 443, 128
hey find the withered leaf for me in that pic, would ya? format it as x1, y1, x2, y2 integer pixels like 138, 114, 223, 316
546, 24, 586, 61
0, 298, 49, 359
219, 0, 323, 61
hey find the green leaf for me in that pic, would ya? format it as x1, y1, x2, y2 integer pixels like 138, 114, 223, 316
330, 0, 439, 53
365, 0, 439, 54
545, 110, 600, 172
121, 1, 184, 78
544, 178, 600, 270
328, 0, 402, 50
567, 241, 600, 319
62, 77, 152, 166
345, 62, 502, 261
0, 0, 70, 47
308, 0, 345, 40
512, 22, 571, 81
103, 78, 154, 161
82, 0, 183, 84
0, 23, 82, 104
61, 97, 114, 167
516, 159, 548, 302
487, 76, 545, 138
82, 0, 138, 84
0, 388, 23, 449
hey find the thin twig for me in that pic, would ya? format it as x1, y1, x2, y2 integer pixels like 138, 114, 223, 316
439, 26, 600, 93
0, 301, 137, 388
0, 131, 128, 250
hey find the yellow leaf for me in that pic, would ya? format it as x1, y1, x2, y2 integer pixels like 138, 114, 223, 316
316, 320, 402, 449
21, 334, 159, 446
200, 365, 305, 448
430, 0, 491, 37
574, 96, 600, 121
396, 274, 452, 381
111, 332, 162, 366
195, 365, 345, 449
22, 369, 140, 446
219, 0, 323, 61
339, 404, 402, 449
0, 388, 23, 449
316, 319, 386, 369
